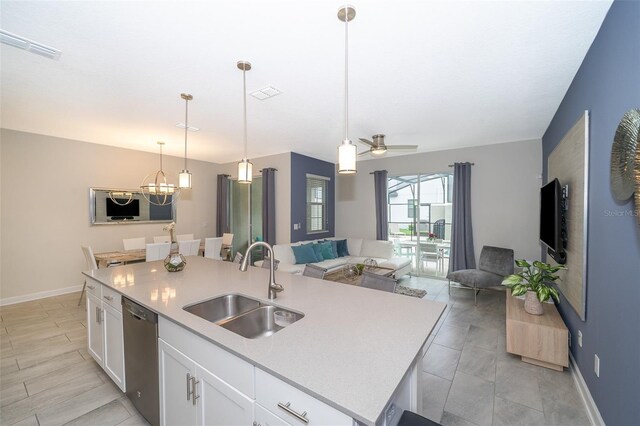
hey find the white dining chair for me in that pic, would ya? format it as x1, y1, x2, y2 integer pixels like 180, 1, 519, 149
176, 234, 194, 242
153, 235, 171, 243
179, 239, 201, 256
221, 233, 234, 260
123, 237, 146, 251
204, 237, 223, 260
78, 245, 98, 305
146, 242, 171, 262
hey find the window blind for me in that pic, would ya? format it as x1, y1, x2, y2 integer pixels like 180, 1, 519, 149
306, 176, 328, 233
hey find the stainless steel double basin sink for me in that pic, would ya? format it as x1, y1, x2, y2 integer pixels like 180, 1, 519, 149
183, 294, 304, 339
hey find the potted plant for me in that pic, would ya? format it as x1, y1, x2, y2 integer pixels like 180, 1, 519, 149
502, 260, 566, 315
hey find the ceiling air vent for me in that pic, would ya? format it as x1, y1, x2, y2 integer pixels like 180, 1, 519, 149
250, 86, 281, 100
0, 29, 61, 60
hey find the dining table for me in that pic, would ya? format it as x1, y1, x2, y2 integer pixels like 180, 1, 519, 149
94, 242, 205, 268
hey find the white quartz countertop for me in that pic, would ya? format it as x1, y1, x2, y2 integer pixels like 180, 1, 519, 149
85, 256, 445, 424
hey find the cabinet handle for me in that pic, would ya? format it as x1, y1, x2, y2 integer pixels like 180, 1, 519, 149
87, 285, 95, 290
103, 295, 114, 301
95, 306, 101, 324
186, 373, 192, 401
191, 376, 200, 406
277, 402, 309, 424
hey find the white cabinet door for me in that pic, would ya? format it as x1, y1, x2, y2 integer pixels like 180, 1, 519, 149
103, 302, 125, 392
255, 404, 293, 426
195, 364, 254, 426
159, 339, 197, 426
86, 292, 104, 366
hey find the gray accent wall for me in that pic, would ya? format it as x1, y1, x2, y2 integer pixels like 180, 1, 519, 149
541, 1, 640, 424
290, 152, 335, 242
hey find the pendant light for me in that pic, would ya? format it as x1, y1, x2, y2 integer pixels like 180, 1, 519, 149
178, 93, 193, 189
237, 61, 253, 184
337, 5, 357, 174
140, 141, 177, 206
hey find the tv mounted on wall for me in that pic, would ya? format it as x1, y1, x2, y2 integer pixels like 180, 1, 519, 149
540, 178, 566, 264
106, 198, 140, 218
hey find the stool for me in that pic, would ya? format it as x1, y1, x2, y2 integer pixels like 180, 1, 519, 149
397, 411, 441, 426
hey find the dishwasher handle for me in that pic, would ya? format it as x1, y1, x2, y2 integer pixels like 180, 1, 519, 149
122, 297, 157, 324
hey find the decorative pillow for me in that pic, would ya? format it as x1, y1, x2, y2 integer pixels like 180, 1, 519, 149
337, 239, 349, 257
291, 243, 319, 264
311, 243, 324, 262
318, 241, 335, 259
330, 240, 339, 258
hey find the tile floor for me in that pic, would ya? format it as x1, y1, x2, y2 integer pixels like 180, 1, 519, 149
399, 275, 592, 426
0, 292, 148, 425
0, 279, 591, 426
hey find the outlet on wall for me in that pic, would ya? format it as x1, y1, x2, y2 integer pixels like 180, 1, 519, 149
578, 330, 583, 347
594, 354, 600, 377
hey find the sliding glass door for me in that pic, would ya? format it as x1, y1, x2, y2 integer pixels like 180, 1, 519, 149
387, 173, 453, 278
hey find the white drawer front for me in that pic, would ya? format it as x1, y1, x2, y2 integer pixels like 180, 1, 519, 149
255, 368, 352, 426
158, 316, 254, 398
102, 286, 121, 311
86, 278, 102, 298
255, 403, 293, 426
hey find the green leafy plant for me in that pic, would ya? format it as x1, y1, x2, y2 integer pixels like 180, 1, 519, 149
502, 260, 566, 303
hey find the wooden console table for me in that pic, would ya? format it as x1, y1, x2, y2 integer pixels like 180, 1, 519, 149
505, 292, 569, 371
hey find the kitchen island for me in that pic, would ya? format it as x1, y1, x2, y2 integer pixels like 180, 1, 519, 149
84, 256, 445, 425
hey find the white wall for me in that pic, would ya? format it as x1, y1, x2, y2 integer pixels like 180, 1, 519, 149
0, 129, 219, 301
336, 139, 543, 263
217, 152, 291, 245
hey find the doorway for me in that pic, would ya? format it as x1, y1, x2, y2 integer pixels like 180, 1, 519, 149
387, 173, 453, 278
230, 177, 262, 262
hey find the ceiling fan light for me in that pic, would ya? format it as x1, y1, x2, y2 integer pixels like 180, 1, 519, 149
338, 140, 357, 174
178, 170, 192, 189
238, 158, 253, 183
371, 147, 387, 155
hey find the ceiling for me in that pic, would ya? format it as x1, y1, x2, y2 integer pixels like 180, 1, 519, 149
0, 1, 612, 164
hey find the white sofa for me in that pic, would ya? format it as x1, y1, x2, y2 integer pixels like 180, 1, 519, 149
260, 237, 412, 279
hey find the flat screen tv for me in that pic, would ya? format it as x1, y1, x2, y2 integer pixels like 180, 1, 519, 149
106, 198, 140, 218
540, 178, 565, 262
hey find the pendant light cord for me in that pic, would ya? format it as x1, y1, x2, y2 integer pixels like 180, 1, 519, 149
344, 7, 349, 141
184, 97, 188, 169
243, 68, 248, 160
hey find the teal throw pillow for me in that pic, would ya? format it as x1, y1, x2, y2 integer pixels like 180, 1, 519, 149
291, 243, 319, 264
312, 243, 324, 262
318, 241, 335, 259
330, 240, 339, 258
337, 239, 349, 257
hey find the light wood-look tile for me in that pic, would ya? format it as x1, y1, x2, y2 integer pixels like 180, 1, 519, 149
16, 340, 85, 369
0, 381, 28, 407
24, 358, 101, 396
63, 398, 130, 426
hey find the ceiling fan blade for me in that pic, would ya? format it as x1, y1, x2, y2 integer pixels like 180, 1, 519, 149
358, 138, 375, 147
386, 145, 418, 150
358, 151, 371, 156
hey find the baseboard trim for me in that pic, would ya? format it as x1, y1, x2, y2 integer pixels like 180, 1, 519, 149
0, 285, 83, 306
570, 352, 606, 426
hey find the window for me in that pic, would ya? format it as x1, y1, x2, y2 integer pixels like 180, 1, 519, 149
306, 174, 329, 233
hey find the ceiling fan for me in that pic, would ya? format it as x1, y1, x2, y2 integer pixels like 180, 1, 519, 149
358, 134, 417, 156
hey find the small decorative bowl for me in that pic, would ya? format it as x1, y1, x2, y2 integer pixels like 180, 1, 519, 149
364, 258, 378, 270
342, 264, 359, 281
164, 253, 186, 272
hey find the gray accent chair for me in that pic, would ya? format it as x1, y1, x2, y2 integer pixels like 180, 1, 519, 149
447, 245, 514, 304
361, 271, 398, 293
302, 264, 327, 279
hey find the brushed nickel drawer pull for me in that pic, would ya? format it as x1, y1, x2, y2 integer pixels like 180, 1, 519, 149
186, 373, 192, 401
191, 376, 200, 406
103, 295, 114, 301
277, 402, 309, 424
95, 306, 101, 324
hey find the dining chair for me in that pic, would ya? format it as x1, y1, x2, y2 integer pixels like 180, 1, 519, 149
262, 257, 280, 271
178, 239, 201, 256
360, 271, 397, 293
176, 234, 195, 242
302, 264, 327, 279
123, 237, 146, 251
204, 237, 223, 260
221, 233, 234, 260
145, 242, 171, 262
153, 236, 171, 243
78, 245, 98, 305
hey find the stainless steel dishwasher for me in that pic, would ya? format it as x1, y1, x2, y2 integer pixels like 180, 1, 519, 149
122, 297, 159, 426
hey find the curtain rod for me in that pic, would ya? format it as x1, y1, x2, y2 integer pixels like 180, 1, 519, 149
448, 163, 475, 167
259, 168, 278, 172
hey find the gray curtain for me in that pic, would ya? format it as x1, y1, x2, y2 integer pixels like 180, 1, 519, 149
373, 170, 388, 241
262, 168, 276, 247
449, 163, 476, 272
216, 174, 230, 237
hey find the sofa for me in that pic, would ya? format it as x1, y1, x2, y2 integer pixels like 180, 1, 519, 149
257, 237, 412, 278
